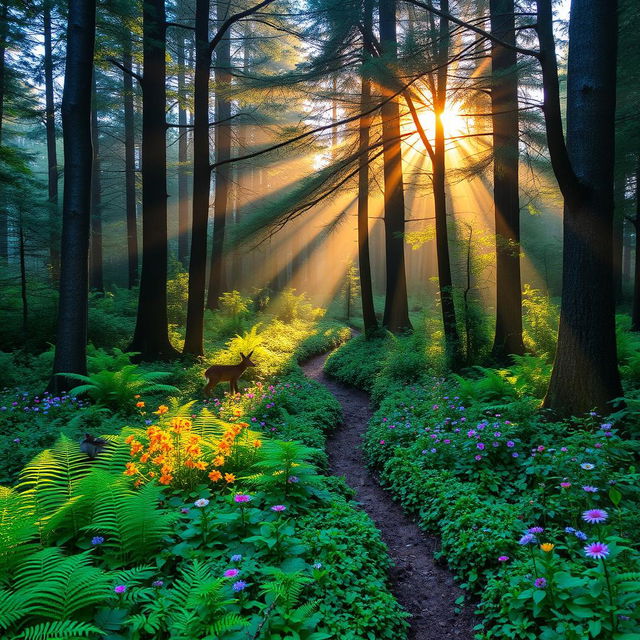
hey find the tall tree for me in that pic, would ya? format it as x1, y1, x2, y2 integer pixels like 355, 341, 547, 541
129, 0, 179, 360
0, 0, 9, 259
357, 0, 378, 335
490, 0, 524, 360
537, 0, 623, 414
122, 33, 138, 288
89, 72, 103, 291
49, 0, 96, 392
184, 0, 211, 356
176, 25, 190, 266
379, 0, 411, 333
43, 0, 60, 280
206, 0, 232, 308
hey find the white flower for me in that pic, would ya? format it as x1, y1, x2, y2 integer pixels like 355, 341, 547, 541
194, 498, 210, 508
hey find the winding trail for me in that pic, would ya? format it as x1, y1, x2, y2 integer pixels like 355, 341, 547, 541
302, 351, 477, 640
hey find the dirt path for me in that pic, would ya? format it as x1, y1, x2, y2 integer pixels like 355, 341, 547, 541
302, 352, 477, 640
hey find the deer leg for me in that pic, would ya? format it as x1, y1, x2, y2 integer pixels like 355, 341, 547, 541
204, 376, 218, 397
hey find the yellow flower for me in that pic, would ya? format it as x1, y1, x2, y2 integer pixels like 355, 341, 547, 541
233, 408, 243, 417
213, 455, 225, 467
195, 460, 207, 470
124, 462, 138, 476
140, 453, 150, 463
253, 439, 262, 448
224, 473, 236, 484
540, 543, 555, 553
155, 405, 169, 415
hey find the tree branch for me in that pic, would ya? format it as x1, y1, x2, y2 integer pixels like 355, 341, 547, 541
209, 0, 277, 55
107, 58, 142, 84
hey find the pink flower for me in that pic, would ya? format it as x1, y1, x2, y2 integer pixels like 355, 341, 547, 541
224, 568, 240, 577
234, 494, 252, 503
271, 505, 286, 512
114, 585, 127, 594
582, 509, 608, 524
560, 482, 572, 489
584, 542, 610, 559
498, 555, 509, 562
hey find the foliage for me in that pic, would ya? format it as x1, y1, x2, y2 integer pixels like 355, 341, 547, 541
522, 286, 559, 360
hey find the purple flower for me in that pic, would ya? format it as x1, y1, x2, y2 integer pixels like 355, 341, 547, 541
91, 536, 105, 545
560, 482, 572, 489
474, 454, 482, 461
498, 555, 509, 562
582, 509, 608, 524
575, 530, 588, 541
519, 534, 535, 545
506, 440, 515, 448
234, 494, 252, 503
534, 578, 547, 588
230, 554, 242, 562
528, 527, 544, 534
224, 569, 240, 577
114, 585, 127, 594
582, 486, 598, 493
271, 505, 286, 512
584, 542, 610, 559
152, 580, 164, 588
287, 475, 299, 483
232, 580, 248, 592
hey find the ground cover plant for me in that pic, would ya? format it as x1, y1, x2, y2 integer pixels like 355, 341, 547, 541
325, 319, 640, 639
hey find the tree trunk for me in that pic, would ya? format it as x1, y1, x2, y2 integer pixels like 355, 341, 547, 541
433, 0, 462, 367
206, 0, 232, 308
540, 0, 622, 414
177, 28, 190, 266
18, 206, 27, 334
0, 0, 8, 260
44, 0, 60, 281
379, 0, 411, 333
129, 0, 178, 360
89, 73, 103, 291
49, 0, 96, 392
490, 0, 525, 361
613, 167, 625, 303
632, 161, 640, 330
357, 0, 377, 335
184, 0, 211, 356
123, 37, 139, 288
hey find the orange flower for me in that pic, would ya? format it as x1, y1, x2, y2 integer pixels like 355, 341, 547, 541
187, 434, 201, 445
125, 434, 136, 445
124, 462, 138, 476
152, 455, 166, 466
224, 473, 236, 483
218, 442, 231, 454
130, 442, 143, 456
161, 465, 173, 476
213, 455, 225, 467
233, 408, 243, 417
195, 460, 207, 470
140, 453, 150, 463
253, 439, 262, 448
136, 401, 145, 408
208, 470, 222, 482
155, 405, 169, 415
134, 479, 143, 488
158, 474, 173, 485
170, 417, 192, 433
185, 459, 196, 469
238, 422, 250, 429
149, 471, 156, 478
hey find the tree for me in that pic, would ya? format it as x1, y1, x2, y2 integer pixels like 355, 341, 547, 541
49, 0, 96, 392
379, 0, 411, 333
490, 0, 525, 361
89, 71, 103, 292
536, 0, 623, 414
129, 0, 179, 360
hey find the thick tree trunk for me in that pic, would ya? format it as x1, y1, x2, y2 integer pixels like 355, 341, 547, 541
129, 0, 178, 360
18, 207, 27, 334
490, 0, 525, 361
49, 0, 96, 392
44, 0, 60, 280
613, 168, 625, 302
89, 73, 103, 291
177, 29, 190, 266
123, 39, 138, 288
379, 0, 411, 333
541, 0, 622, 414
433, 0, 462, 367
357, 0, 377, 335
0, 0, 8, 260
206, 0, 232, 308
184, 0, 211, 356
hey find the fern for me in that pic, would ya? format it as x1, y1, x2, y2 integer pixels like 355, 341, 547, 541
18, 619, 102, 639
0, 487, 37, 575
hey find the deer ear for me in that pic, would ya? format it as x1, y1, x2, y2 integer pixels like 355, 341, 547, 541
240, 352, 246, 359
247, 351, 254, 358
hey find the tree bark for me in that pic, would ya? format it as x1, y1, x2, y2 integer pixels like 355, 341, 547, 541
358, 0, 378, 335
490, 0, 525, 361
49, 0, 96, 392
184, 0, 211, 356
177, 27, 190, 266
539, 0, 623, 414
44, 0, 60, 280
632, 161, 640, 330
123, 37, 139, 288
0, 0, 8, 260
206, 0, 232, 308
433, 0, 462, 367
89, 72, 103, 291
129, 0, 178, 360
379, 0, 411, 333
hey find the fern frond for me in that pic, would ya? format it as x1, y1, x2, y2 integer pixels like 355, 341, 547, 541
18, 619, 102, 639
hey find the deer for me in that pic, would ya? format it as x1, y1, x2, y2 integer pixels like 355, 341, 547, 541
203, 351, 256, 396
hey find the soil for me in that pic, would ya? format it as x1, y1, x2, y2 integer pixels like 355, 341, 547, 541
302, 351, 478, 640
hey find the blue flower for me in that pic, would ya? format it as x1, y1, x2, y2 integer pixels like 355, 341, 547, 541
232, 580, 248, 592
91, 536, 105, 545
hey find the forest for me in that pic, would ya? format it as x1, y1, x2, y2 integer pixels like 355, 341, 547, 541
1, 0, 639, 638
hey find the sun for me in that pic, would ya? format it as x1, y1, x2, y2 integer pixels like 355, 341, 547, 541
439, 103, 467, 136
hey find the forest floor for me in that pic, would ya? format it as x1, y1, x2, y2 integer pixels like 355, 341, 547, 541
302, 351, 478, 640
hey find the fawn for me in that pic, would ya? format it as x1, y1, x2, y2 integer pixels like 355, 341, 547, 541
203, 351, 256, 396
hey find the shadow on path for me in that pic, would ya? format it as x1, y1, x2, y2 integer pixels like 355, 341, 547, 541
302, 351, 477, 640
